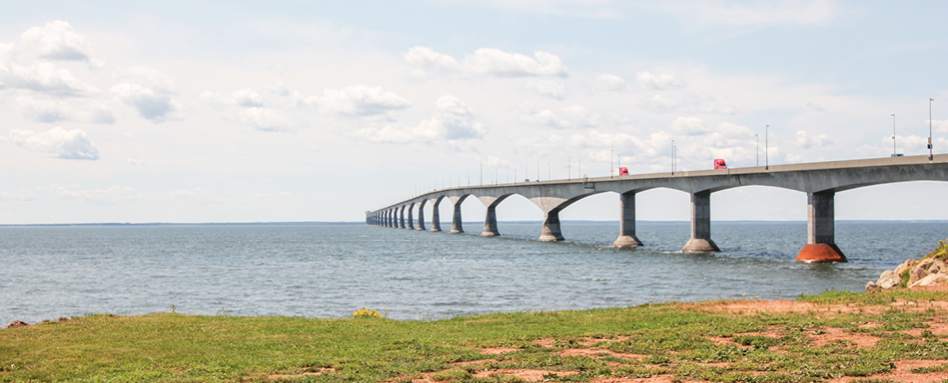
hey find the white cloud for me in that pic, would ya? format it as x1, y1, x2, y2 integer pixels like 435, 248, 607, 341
592, 74, 626, 91
881, 135, 946, 154
111, 83, 181, 122
16, 95, 73, 123
403, 46, 461, 72
232, 88, 264, 107
404, 46, 568, 78
521, 109, 571, 129
356, 95, 484, 143
240, 107, 288, 131
10, 126, 100, 160
669, 116, 709, 136
86, 103, 116, 124
459, 0, 623, 19
116, 67, 178, 92
796, 130, 831, 149
1, 61, 94, 95
14, 96, 114, 124
931, 119, 948, 133
570, 130, 646, 153
419, 95, 484, 139
636, 71, 685, 90
483, 155, 513, 168
520, 104, 597, 129
317, 85, 412, 117
523, 80, 565, 99
264, 82, 290, 96
127, 158, 144, 166
665, 0, 837, 25
639, 94, 738, 115
20, 20, 91, 61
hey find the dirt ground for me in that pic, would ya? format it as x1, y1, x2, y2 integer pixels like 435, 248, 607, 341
401, 293, 948, 383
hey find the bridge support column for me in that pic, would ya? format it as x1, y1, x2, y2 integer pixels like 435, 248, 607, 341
682, 190, 720, 253
384, 211, 389, 227
449, 204, 464, 234
482, 206, 499, 236
416, 202, 426, 231
478, 196, 508, 237
429, 198, 442, 232
614, 191, 643, 248
398, 207, 406, 229
539, 210, 565, 241
406, 204, 414, 230
796, 190, 847, 263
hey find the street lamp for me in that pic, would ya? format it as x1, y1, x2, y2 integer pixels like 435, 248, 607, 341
765, 125, 769, 170
891, 113, 896, 156
930, 98, 936, 160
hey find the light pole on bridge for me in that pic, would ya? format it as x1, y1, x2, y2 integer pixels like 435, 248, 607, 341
930, 98, 936, 161
892, 113, 897, 156
765, 125, 769, 170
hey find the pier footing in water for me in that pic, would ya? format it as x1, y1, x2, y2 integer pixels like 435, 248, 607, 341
796, 244, 847, 263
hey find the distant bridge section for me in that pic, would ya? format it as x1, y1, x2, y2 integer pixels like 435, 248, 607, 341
367, 154, 948, 263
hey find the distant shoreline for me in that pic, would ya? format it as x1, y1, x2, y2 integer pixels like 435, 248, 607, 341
2, 220, 947, 227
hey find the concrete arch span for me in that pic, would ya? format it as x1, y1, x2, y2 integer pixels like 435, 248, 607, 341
368, 154, 948, 263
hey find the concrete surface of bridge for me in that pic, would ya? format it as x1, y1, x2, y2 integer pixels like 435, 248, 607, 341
366, 154, 948, 263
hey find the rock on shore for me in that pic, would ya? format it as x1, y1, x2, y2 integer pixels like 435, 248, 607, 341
4, 320, 30, 329
867, 240, 948, 292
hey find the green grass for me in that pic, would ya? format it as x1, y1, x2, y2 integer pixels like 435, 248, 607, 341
3, 290, 948, 382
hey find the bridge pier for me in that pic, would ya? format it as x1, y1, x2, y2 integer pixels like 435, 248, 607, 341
482, 206, 499, 236
416, 201, 426, 231
682, 190, 720, 253
796, 190, 847, 263
429, 198, 442, 232
397, 206, 404, 229
449, 195, 468, 234
406, 204, 415, 230
478, 196, 508, 237
539, 211, 565, 241
614, 191, 644, 248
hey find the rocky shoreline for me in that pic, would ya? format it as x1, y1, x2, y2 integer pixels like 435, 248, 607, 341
867, 240, 948, 292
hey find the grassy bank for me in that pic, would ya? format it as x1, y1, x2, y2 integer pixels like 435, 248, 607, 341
4, 290, 948, 382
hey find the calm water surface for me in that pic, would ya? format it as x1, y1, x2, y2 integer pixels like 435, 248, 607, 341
1, 221, 945, 324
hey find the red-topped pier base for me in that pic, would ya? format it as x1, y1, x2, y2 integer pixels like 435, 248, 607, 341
796, 244, 847, 263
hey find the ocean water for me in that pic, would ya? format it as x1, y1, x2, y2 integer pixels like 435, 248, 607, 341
0, 221, 945, 324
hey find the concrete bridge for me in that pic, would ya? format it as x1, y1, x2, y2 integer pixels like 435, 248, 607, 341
366, 154, 948, 263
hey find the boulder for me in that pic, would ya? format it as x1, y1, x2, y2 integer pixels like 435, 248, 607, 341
876, 270, 902, 289
895, 259, 916, 277
909, 258, 936, 286
4, 320, 30, 329
929, 260, 947, 275
910, 273, 948, 288
865, 281, 880, 293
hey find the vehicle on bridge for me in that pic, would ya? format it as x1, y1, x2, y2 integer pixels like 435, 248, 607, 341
619, 167, 629, 176
714, 159, 727, 169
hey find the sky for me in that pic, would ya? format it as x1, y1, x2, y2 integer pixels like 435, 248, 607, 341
1, 0, 947, 225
